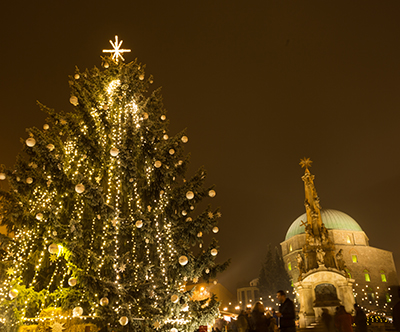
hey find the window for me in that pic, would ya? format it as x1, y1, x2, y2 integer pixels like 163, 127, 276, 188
380, 270, 387, 282
386, 293, 391, 303
291, 280, 294, 287
345, 268, 352, 279
289, 244, 293, 252
346, 235, 351, 244
364, 270, 370, 282
288, 262, 292, 271
351, 254, 358, 263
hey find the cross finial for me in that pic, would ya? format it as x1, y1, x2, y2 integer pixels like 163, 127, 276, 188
102, 35, 131, 63
300, 157, 312, 170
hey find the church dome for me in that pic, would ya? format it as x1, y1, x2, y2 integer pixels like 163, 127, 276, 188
285, 209, 363, 240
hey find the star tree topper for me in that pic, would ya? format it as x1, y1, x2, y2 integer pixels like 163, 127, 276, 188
103, 35, 131, 62
300, 157, 312, 170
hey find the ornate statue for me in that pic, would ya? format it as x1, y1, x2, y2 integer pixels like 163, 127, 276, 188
336, 249, 346, 271
316, 248, 326, 266
305, 224, 315, 245
320, 223, 329, 244
297, 253, 305, 275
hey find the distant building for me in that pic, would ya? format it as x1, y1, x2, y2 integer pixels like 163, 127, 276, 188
237, 278, 260, 309
281, 160, 399, 326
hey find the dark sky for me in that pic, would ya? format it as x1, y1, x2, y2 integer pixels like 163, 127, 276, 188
1, 1, 400, 293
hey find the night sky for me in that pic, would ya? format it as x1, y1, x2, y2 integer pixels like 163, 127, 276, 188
1, 1, 400, 293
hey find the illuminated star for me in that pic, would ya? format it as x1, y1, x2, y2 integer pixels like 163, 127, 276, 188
119, 264, 126, 272
6, 267, 14, 276
300, 157, 313, 170
50, 254, 58, 262
51, 321, 65, 332
102, 35, 131, 63
153, 321, 161, 329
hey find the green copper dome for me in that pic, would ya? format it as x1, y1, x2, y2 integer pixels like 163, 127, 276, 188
285, 209, 363, 241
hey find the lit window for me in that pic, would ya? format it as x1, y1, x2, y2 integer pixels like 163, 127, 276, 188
291, 280, 294, 287
345, 269, 352, 279
380, 271, 387, 282
386, 293, 391, 303
364, 270, 370, 282
351, 254, 358, 263
288, 262, 292, 271
289, 244, 293, 252
346, 235, 351, 244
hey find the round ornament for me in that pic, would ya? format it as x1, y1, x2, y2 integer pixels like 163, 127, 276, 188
190, 206, 195, 210
171, 329, 178, 332
119, 316, 129, 326
47, 144, 55, 151
160, 115, 166, 121
169, 149, 175, 155
36, 213, 43, 220
186, 217, 192, 222
68, 277, 77, 286
135, 220, 143, 228
163, 134, 169, 140
208, 190, 216, 198
181, 136, 188, 143
211, 249, 218, 256
143, 112, 149, 120
75, 184, 85, 194
154, 161, 162, 168
9, 289, 18, 299
179, 255, 188, 266
48, 243, 59, 254
52, 230, 57, 236
205, 268, 210, 274
213, 280, 218, 285
171, 294, 179, 303
182, 210, 187, 216
0, 173, 6, 180
43, 124, 49, 130
197, 232, 202, 238
100, 297, 109, 306
72, 306, 83, 316
145, 238, 149, 244
69, 96, 78, 106
212, 226, 219, 233
104, 62, 109, 68
26, 138, 36, 147
193, 277, 198, 283
186, 191, 194, 200
26, 177, 33, 184
139, 74, 145, 80
129, 178, 134, 182
110, 148, 119, 156
74, 74, 80, 80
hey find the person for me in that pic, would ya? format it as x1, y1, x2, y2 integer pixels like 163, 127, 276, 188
237, 310, 249, 332
250, 302, 275, 332
334, 305, 353, 332
353, 304, 367, 332
320, 308, 335, 332
276, 290, 296, 332
271, 308, 279, 326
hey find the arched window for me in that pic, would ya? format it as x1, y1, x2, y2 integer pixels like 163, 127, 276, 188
345, 268, 352, 279
289, 244, 293, 252
288, 262, 292, 271
380, 270, 387, 282
351, 254, 358, 263
364, 270, 371, 282
346, 235, 351, 244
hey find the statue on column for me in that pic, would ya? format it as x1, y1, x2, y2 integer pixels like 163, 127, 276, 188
336, 249, 346, 271
297, 253, 305, 277
316, 248, 325, 266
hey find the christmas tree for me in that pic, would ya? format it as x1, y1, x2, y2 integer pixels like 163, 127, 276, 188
0, 36, 228, 332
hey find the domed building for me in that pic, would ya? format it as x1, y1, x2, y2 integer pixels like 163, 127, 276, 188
280, 159, 399, 327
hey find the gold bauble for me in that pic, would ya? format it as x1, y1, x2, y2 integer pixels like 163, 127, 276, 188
75, 184, 85, 194
26, 137, 36, 147
72, 306, 83, 316
48, 243, 59, 254
68, 277, 77, 286
171, 294, 179, 303
135, 220, 143, 228
9, 289, 18, 299
119, 316, 129, 326
211, 248, 218, 256
110, 147, 119, 156
186, 191, 194, 200
74, 74, 80, 79
212, 226, 219, 233
47, 144, 55, 151
161, 115, 166, 121
179, 255, 188, 266
208, 190, 216, 197
26, 177, 33, 184
69, 96, 78, 106
154, 161, 162, 168
36, 213, 43, 220
0, 173, 5, 180
43, 124, 49, 130
169, 149, 175, 155
181, 136, 188, 143
100, 297, 109, 306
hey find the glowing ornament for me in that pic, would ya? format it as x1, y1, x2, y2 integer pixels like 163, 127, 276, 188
154, 161, 162, 168
139, 74, 145, 80
47, 144, 55, 151
36, 213, 43, 220
208, 190, 216, 197
74, 74, 80, 79
213, 280, 218, 285
161, 115, 166, 121
102, 35, 131, 62
145, 238, 149, 244
190, 206, 195, 210
182, 303, 189, 312
0, 173, 5, 180
26, 177, 33, 184
211, 249, 218, 256
186, 217, 192, 222
143, 112, 149, 120
169, 149, 175, 155
43, 124, 49, 130
129, 178, 134, 182
72, 307, 83, 316
182, 210, 187, 216
179, 256, 188, 266
206, 268, 210, 274
193, 277, 198, 283
197, 232, 203, 238
68, 277, 77, 286
181, 136, 188, 143
186, 191, 194, 200
171, 329, 178, 332
171, 294, 179, 303
163, 134, 169, 140
104, 62, 109, 68
26, 137, 36, 147
135, 220, 143, 228
100, 297, 109, 306
69, 96, 78, 106
9, 289, 18, 299
48, 243, 59, 254
52, 230, 57, 236
213, 226, 219, 233
111, 219, 118, 227
75, 184, 85, 194
119, 316, 129, 326
110, 148, 119, 156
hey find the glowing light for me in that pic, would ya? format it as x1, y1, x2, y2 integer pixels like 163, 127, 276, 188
102, 35, 131, 62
